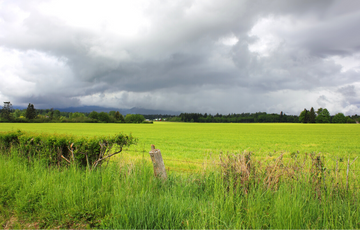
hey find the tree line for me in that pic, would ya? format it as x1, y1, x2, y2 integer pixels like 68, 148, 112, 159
1, 102, 358, 124
169, 109, 358, 123
0, 102, 147, 123
169, 112, 299, 123
299, 107, 357, 123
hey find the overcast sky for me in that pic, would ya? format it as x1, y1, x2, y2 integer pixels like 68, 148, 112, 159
1, 0, 360, 115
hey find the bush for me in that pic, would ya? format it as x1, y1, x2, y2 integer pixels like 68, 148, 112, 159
0, 130, 137, 168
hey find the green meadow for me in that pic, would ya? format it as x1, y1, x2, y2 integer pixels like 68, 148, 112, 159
1, 122, 359, 158
1, 122, 359, 172
1, 122, 360, 228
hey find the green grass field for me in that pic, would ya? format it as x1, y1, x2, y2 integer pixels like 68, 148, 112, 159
1, 122, 359, 158
1, 122, 359, 172
1, 122, 360, 228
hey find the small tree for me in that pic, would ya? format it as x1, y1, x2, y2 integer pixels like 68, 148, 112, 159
25, 103, 37, 119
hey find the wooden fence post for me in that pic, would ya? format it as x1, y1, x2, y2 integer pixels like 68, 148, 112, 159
346, 157, 350, 191
149, 145, 167, 180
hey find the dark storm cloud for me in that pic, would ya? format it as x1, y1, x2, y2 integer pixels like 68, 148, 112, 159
16, 95, 81, 109
292, 13, 360, 56
0, 0, 359, 114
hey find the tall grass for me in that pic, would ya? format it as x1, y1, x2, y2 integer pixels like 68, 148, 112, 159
1, 148, 360, 229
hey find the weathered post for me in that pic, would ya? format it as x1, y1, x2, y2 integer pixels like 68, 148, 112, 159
346, 157, 350, 191
149, 145, 167, 180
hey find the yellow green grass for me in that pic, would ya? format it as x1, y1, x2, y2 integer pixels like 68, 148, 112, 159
1, 123, 359, 154
1, 122, 359, 172
1, 123, 360, 228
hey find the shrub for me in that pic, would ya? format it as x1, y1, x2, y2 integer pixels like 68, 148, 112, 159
0, 130, 137, 169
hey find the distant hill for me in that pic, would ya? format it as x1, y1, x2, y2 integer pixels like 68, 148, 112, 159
129, 107, 180, 115
9, 104, 181, 115
54, 106, 130, 114
54, 106, 180, 115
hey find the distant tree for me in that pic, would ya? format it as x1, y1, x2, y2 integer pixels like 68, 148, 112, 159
49, 108, 54, 120
109, 111, 116, 117
53, 110, 61, 119
346, 117, 356, 123
13, 109, 21, 118
315, 108, 330, 123
25, 103, 37, 119
114, 111, 125, 122
98, 112, 110, 123
125, 114, 145, 123
71, 112, 85, 119
1, 101, 13, 120
299, 109, 309, 123
332, 113, 346, 123
88, 111, 99, 120
316, 108, 323, 116
309, 107, 316, 123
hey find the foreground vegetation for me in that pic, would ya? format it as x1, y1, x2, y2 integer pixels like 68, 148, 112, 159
0, 127, 359, 228
1, 146, 359, 229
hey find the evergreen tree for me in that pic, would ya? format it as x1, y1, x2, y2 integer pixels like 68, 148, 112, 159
1, 102, 13, 120
309, 107, 316, 123
25, 103, 37, 119
114, 111, 125, 122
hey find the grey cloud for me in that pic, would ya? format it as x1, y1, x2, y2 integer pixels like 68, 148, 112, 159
337, 85, 360, 110
295, 13, 360, 56
338, 85, 357, 97
14, 95, 81, 109
317, 95, 330, 108
0, 0, 360, 114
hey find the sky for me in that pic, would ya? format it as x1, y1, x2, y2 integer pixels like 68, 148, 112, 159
0, 0, 360, 115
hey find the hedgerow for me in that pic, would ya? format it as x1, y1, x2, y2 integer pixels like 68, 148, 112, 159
0, 130, 137, 169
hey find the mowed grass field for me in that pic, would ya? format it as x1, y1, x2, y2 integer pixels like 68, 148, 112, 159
1, 122, 359, 162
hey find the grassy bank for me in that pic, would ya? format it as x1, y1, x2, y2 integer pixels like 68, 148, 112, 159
1, 148, 359, 229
